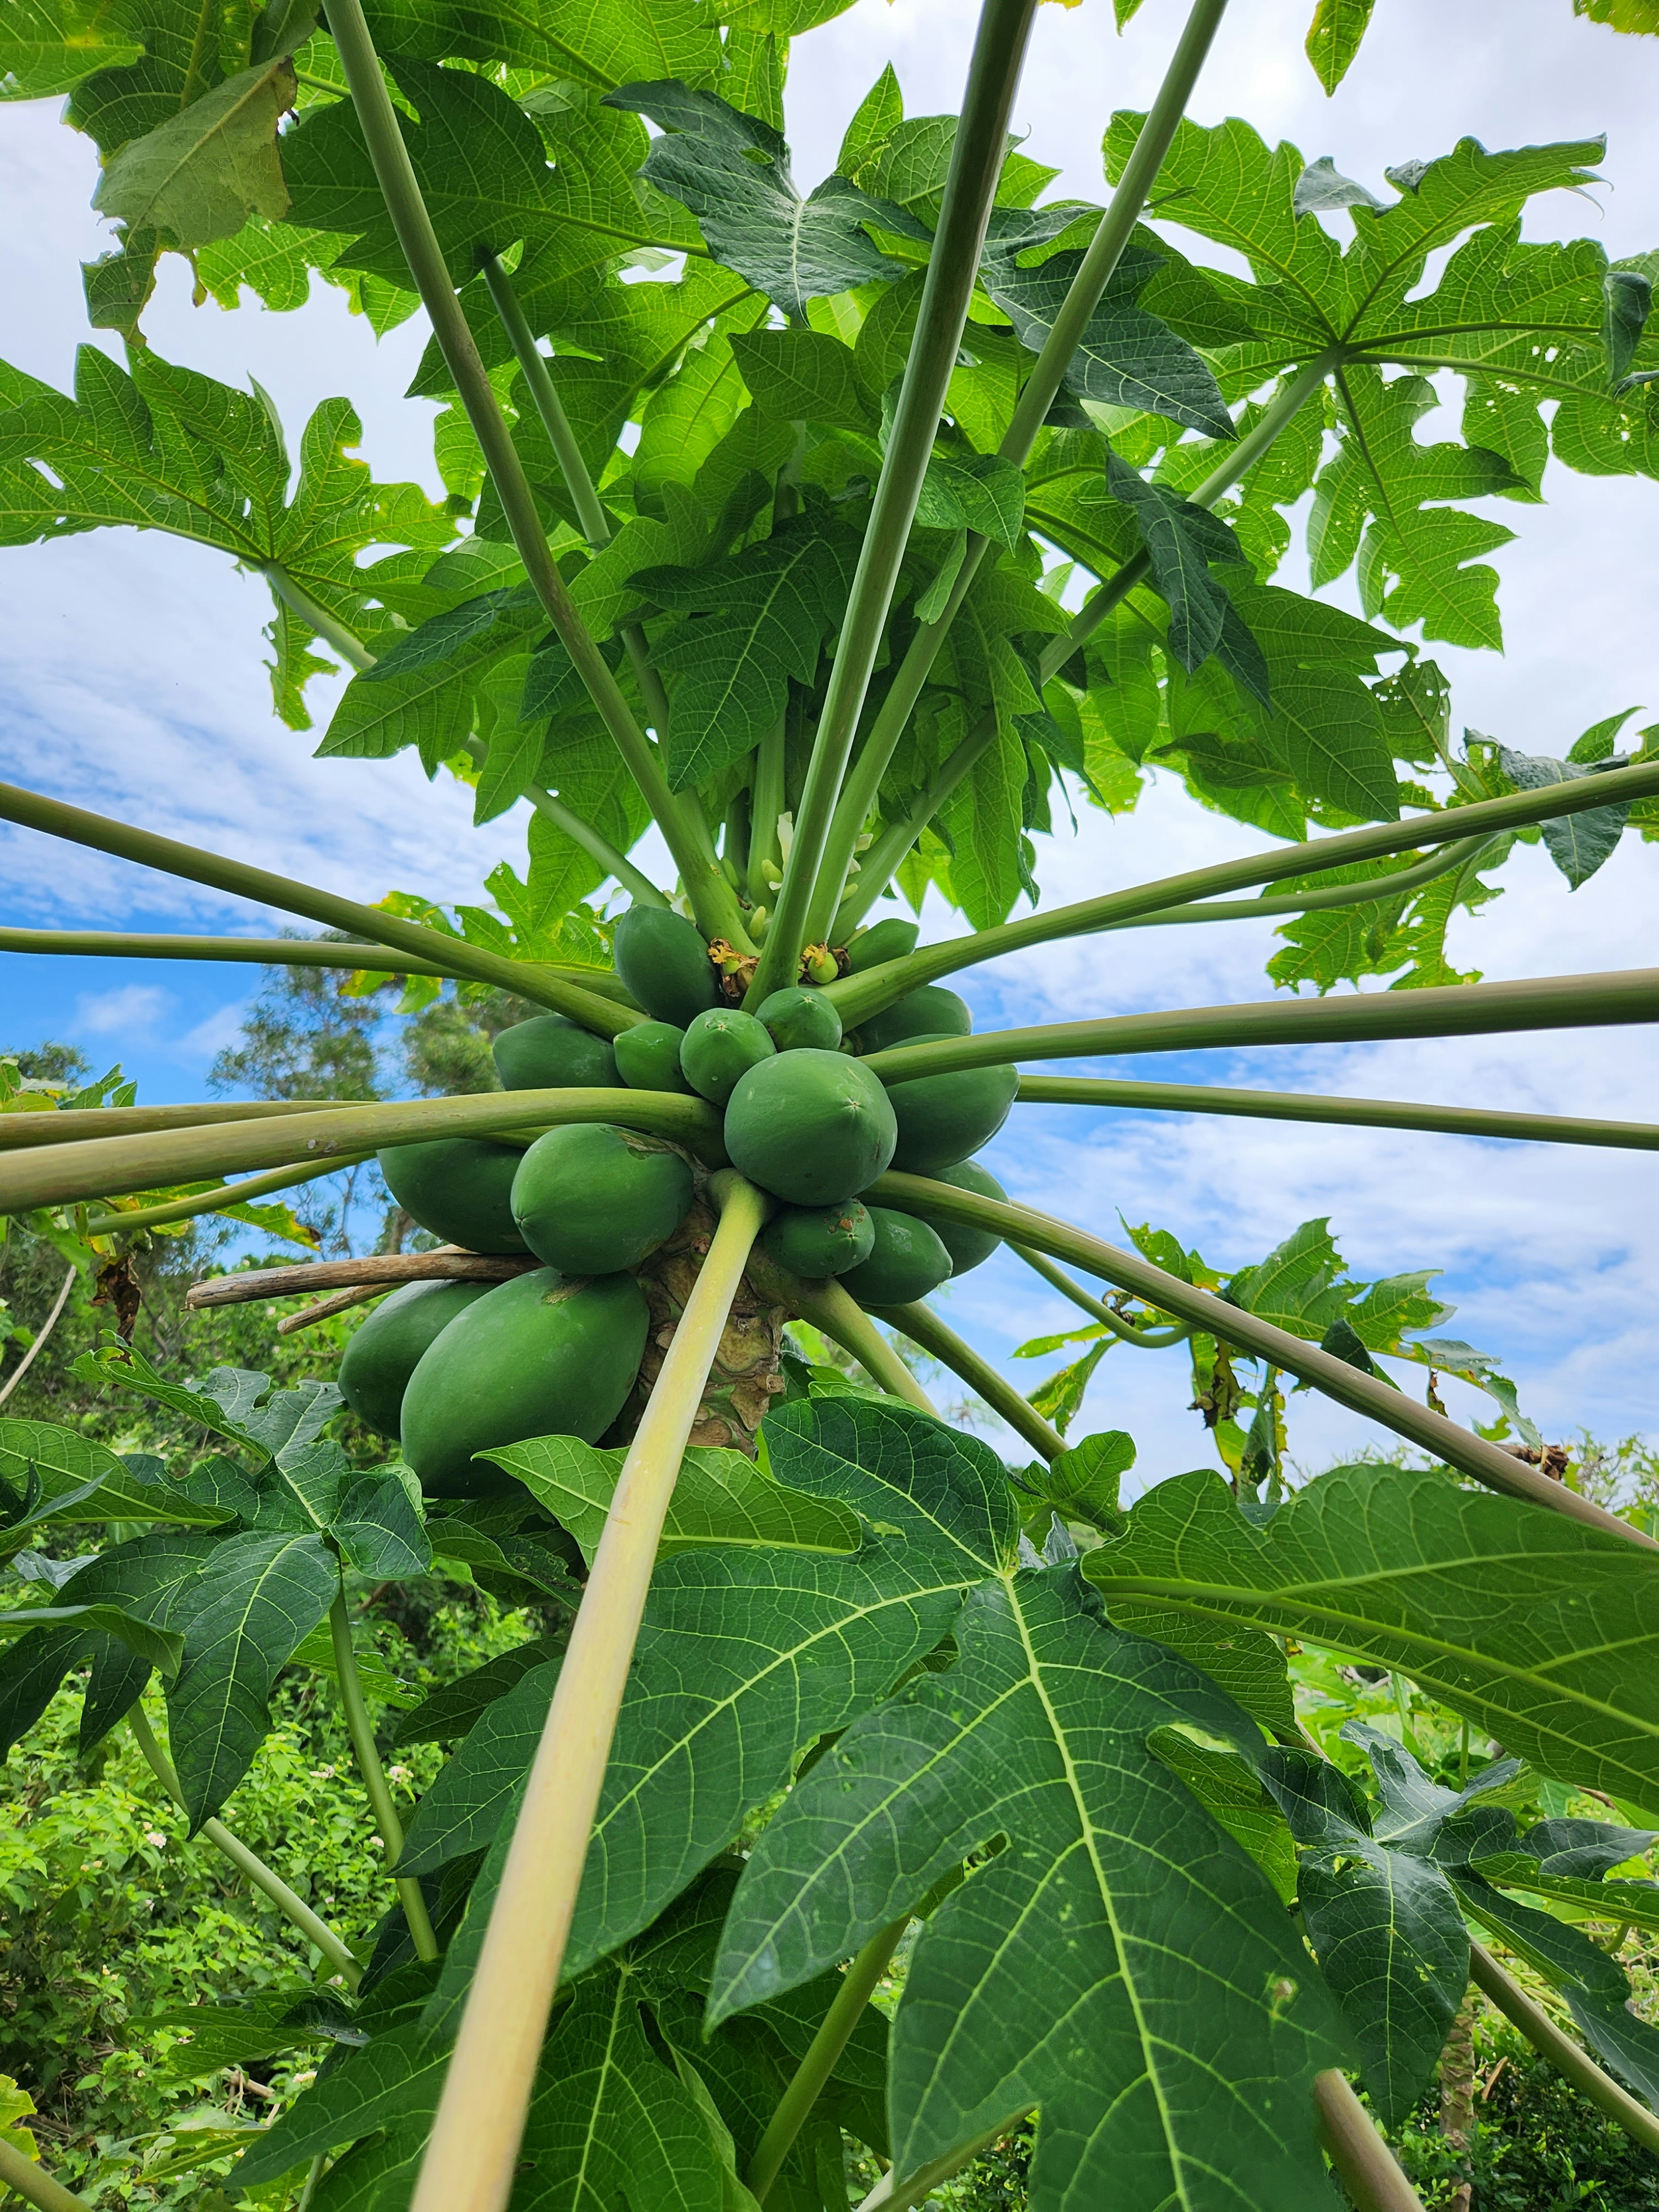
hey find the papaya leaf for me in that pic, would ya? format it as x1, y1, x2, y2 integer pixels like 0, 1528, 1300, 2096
1104, 454, 1271, 703
635, 529, 858, 789
358, 0, 722, 92
1085, 1464, 1659, 1804
318, 588, 543, 767
91, 56, 295, 251
1494, 744, 1631, 887
1316, 1723, 1659, 2107
412, 1400, 1014, 2020
283, 60, 678, 292
981, 245, 1233, 439
230, 2020, 451, 2195
0, 1602, 181, 1676
0, 1531, 218, 1759
1469, 1856, 1659, 1930
1148, 1727, 1299, 1902
332, 1473, 432, 1580
391, 1634, 565, 1745
0, 0, 146, 101
140, 1986, 363, 2082
604, 81, 912, 315
163, 1529, 340, 1827
0, 346, 452, 729
1305, 0, 1378, 92
482, 1434, 861, 1564
730, 327, 877, 430
711, 1563, 1345, 2212
1258, 1736, 1468, 2121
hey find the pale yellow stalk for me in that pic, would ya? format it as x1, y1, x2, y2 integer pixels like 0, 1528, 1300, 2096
409, 1171, 771, 2212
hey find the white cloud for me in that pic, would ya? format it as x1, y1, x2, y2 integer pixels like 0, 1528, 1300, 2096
72, 983, 173, 1039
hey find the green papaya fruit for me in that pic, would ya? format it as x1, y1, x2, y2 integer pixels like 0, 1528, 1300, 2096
680, 1007, 776, 1105
614, 1019, 694, 1093
400, 1268, 649, 1497
511, 1124, 694, 1274
856, 985, 973, 1053
378, 1139, 528, 1254
890, 1157, 1006, 1275
755, 985, 843, 1053
839, 1207, 952, 1305
762, 1201, 874, 1279
337, 1279, 492, 1440
492, 1014, 617, 1092
724, 1049, 897, 1206
844, 918, 919, 972
884, 1034, 1018, 1175
613, 906, 721, 1027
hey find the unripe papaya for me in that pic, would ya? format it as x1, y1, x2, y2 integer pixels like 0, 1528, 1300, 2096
492, 1014, 617, 1092
845, 918, 919, 972
510, 1123, 693, 1274
762, 1200, 874, 1278
840, 1207, 952, 1305
755, 985, 842, 1053
615, 1019, 694, 1093
400, 1267, 649, 1497
680, 1007, 775, 1105
337, 1279, 491, 1440
724, 1049, 896, 1206
378, 1139, 528, 1254
891, 1157, 1006, 1275
884, 1034, 1018, 1175
857, 985, 972, 1053
613, 906, 721, 1027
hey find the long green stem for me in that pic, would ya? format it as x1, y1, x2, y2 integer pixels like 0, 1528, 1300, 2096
805, 0, 1232, 938
127, 1706, 361, 1986
1010, 1243, 1188, 1346
329, 1594, 438, 1962
322, 0, 742, 946
1467, 1939, 1659, 2158
0, 780, 637, 1034
863, 966, 1659, 1084
0, 1087, 724, 1214
855, 2118, 1030, 2211
747, 1919, 910, 2200
1114, 835, 1496, 930
477, 253, 686, 788
0, 926, 473, 979
1313, 2071, 1426, 2212
0, 1100, 374, 1156
791, 1278, 937, 1412
1015, 1074, 1659, 1154
746, 0, 1041, 1003
410, 1173, 770, 2212
747, 716, 788, 908
0, 2139, 91, 2212
864, 1170, 1655, 1547
837, 716, 1000, 934
82, 1153, 372, 1237
872, 1300, 1065, 1459
820, 744, 1659, 1023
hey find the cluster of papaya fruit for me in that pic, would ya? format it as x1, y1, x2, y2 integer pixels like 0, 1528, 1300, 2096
337, 912, 1013, 1495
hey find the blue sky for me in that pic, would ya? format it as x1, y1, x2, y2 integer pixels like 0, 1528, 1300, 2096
3, 0, 1659, 1488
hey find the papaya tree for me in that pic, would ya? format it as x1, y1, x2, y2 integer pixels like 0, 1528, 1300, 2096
3, 0, 1659, 2208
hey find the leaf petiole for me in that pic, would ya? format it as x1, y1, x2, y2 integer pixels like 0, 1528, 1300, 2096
329, 1594, 439, 1962
126, 1704, 362, 1986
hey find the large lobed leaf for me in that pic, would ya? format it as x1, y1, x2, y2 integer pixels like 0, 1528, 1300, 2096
1085, 1462, 1659, 1805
